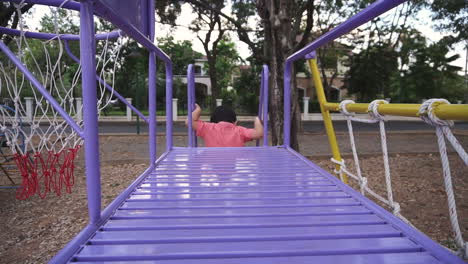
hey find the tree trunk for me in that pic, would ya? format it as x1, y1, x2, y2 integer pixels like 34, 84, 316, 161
261, 0, 300, 151
207, 55, 219, 111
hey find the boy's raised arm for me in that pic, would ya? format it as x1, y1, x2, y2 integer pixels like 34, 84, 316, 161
251, 117, 264, 139
185, 104, 202, 130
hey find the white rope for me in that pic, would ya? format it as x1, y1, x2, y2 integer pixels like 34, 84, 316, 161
337, 99, 402, 219
0, 7, 121, 156
419, 98, 467, 258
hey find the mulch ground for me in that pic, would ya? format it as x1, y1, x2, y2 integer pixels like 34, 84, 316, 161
0, 136, 467, 263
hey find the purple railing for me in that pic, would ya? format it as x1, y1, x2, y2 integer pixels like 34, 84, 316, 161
283, 0, 407, 147
0, 26, 121, 41
256, 65, 269, 146
187, 64, 196, 147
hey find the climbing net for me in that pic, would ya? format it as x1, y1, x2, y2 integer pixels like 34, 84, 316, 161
0, 5, 123, 199
332, 98, 468, 258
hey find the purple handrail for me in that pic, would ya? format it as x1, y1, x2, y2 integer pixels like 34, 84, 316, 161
191, 70, 198, 147
262, 65, 269, 146
147, 0, 157, 165
187, 64, 195, 147
0, 26, 121, 41
7, 0, 81, 11
256, 65, 269, 146
63, 40, 149, 123
283, 0, 407, 147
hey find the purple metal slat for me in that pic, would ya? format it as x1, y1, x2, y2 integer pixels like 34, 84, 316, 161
101, 221, 388, 232
71, 252, 443, 264
89, 231, 402, 245
118, 203, 362, 211
136, 185, 336, 191
140, 179, 331, 185
103, 214, 387, 228
125, 196, 353, 205
112, 206, 369, 218
93, 224, 398, 239
74, 237, 422, 260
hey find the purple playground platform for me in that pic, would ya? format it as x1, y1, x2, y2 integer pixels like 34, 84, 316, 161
65, 147, 462, 263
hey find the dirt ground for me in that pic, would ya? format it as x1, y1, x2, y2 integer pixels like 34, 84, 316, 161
0, 133, 467, 263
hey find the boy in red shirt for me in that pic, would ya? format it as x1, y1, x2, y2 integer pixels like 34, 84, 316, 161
186, 104, 264, 147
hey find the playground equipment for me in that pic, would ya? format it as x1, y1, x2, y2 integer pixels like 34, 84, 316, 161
0, 0, 466, 263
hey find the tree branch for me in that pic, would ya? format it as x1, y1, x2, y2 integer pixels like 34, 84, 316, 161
293, 0, 314, 52
183, 0, 263, 61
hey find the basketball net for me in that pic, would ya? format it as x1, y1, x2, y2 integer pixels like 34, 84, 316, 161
0, 5, 122, 199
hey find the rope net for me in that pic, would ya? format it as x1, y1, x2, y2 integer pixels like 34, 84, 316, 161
0, 5, 123, 199
333, 98, 468, 258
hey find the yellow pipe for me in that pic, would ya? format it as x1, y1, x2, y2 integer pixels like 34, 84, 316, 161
308, 59, 347, 184
324, 103, 468, 121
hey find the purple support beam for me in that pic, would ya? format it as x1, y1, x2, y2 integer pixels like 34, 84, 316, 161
191, 72, 197, 147
166, 65, 174, 151
93, 0, 171, 63
0, 26, 121, 41
63, 40, 149, 123
283, 61, 292, 147
187, 64, 195, 147
256, 65, 269, 147
283, 0, 407, 147
256, 67, 265, 147
0, 41, 83, 137
262, 65, 269, 146
6, 0, 81, 11
80, 0, 101, 225
147, 0, 157, 165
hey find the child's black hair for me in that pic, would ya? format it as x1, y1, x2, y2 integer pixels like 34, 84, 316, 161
210, 105, 237, 123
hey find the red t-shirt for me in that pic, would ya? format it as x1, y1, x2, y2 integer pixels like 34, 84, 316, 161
196, 120, 255, 147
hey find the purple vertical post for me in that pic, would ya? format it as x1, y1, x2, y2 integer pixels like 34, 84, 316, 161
187, 64, 194, 147
165, 63, 173, 151
80, 0, 101, 225
148, 0, 157, 164
283, 61, 292, 147
262, 65, 269, 146
256, 69, 264, 147
191, 75, 198, 147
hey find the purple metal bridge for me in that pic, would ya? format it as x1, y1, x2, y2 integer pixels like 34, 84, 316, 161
64, 146, 463, 263
0, 0, 464, 263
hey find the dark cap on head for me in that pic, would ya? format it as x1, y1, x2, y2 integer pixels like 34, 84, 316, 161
210, 105, 237, 123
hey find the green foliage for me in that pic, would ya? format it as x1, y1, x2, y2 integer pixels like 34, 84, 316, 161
157, 36, 203, 75
392, 34, 464, 102
346, 28, 465, 103
345, 43, 399, 102
232, 66, 260, 114
206, 38, 242, 90
428, 0, 468, 45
